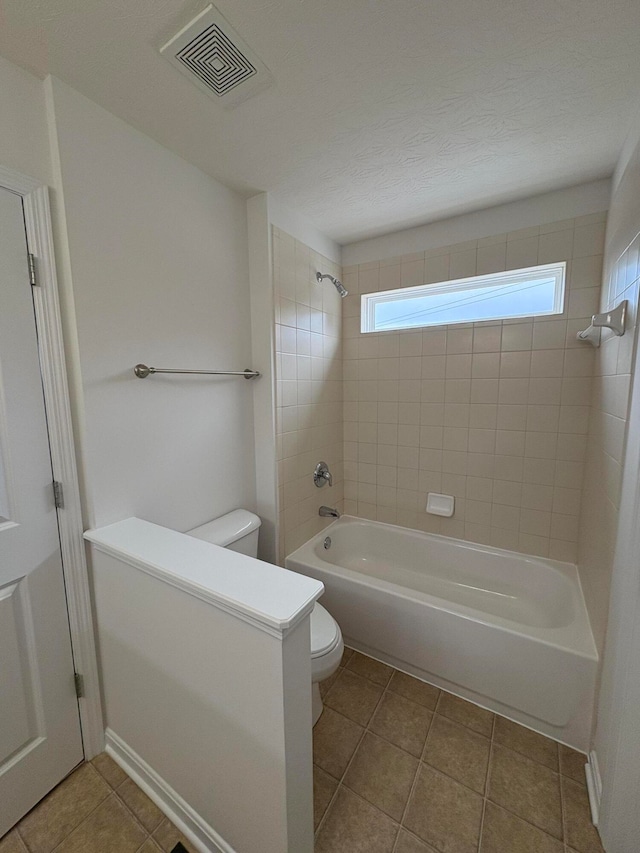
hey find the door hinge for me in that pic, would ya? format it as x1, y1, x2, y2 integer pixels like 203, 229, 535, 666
28, 252, 37, 286
74, 673, 85, 698
53, 480, 64, 509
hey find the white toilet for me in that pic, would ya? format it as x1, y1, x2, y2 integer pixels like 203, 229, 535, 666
187, 509, 343, 725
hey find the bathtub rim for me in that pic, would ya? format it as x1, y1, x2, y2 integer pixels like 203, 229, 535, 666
285, 514, 598, 662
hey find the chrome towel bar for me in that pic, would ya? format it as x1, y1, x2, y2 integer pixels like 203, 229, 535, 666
133, 364, 260, 379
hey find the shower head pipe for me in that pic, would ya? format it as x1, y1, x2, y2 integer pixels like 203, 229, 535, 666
316, 271, 348, 298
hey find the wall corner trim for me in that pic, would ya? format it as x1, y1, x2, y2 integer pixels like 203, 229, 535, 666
585, 749, 602, 826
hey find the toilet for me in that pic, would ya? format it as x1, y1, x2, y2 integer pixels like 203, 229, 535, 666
187, 509, 343, 725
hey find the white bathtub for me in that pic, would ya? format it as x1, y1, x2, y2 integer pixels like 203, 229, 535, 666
285, 516, 598, 750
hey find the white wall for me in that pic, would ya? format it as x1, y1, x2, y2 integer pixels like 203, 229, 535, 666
87, 521, 320, 853
0, 56, 52, 185
591, 127, 640, 851
46, 78, 256, 531
342, 179, 611, 266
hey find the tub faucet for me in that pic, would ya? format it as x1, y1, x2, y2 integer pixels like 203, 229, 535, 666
319, 506, 340, 518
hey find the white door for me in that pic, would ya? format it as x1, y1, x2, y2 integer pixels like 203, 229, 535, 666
0, 186, 84, 835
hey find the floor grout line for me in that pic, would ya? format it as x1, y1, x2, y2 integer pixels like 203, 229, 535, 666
315, 658, 399, 840
476, 712, 497, 852
18, 767, 114, 853
318, 648, 583, 852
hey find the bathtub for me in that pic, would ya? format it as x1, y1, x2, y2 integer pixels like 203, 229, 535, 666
285, 516, 598, 750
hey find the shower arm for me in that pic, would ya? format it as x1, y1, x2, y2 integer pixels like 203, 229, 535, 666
316, 271, 348, 297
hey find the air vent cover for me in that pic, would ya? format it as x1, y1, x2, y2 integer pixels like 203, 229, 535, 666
161, 4, 273, 108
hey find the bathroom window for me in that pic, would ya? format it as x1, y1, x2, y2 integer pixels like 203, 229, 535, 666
360, 262, 566, 333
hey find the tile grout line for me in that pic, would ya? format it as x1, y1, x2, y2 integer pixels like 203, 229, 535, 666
17, 765, 114, 853
97, 763, 164, 848
367, 656, 583, 843
477, 711, 497, 852
316, 656, 437, 843
318, 651, 587, 850
559, 754, 569, 852
113, 781, 163, 847
314, 660, 393, 838
393, 697, 439, 851
47, 790, 124, 853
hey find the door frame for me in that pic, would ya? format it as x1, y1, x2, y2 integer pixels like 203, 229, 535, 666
0, 164, 103, 758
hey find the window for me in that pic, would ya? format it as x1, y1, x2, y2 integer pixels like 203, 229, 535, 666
360, 262, 566, 333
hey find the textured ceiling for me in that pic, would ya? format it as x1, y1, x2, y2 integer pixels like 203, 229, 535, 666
1, 0, 639, 242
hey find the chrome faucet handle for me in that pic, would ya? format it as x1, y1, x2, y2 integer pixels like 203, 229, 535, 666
314, 461, 333, 488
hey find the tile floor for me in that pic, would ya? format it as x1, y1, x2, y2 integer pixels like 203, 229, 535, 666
0, 648, 605, 853
314, 647, 605, 853
0, 753, 197, 853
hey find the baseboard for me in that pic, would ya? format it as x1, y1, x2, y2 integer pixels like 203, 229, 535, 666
105, 728, 236, 853
585, 749, 602, 826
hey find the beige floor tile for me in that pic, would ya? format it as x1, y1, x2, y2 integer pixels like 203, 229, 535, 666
559, 745, 587, 785
488, 744, 562, 839
91, 753, 127, 789
369, 691, 433, 757
404, 764, 483, 853
346, 651, 394, 686
313, 706, 364, 779
0, 831, 28, 853
388, 671, 440, 710
494, 717, 559, 771
324, 669, 384, 726
343, 732, 418, 821
116, 778, 164, 833
314, 765, 338, 829
423, 714, 490, 793
561, 777, 605, 853
395, 828, 438, 852
18, 763, 111, 853
153, 818, 198, 853
480, 801, 564, 852
54, 794, 146, 853
319, 670, 340, 699
315, 787, 398, 853
436, 692, 494, 737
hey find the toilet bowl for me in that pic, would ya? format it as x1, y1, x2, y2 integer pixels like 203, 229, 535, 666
187, 509, 343, 725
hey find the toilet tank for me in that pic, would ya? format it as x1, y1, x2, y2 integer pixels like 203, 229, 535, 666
187, 509, 261, 557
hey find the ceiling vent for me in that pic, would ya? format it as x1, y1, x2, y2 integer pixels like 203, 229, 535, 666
160, 4, 273, 108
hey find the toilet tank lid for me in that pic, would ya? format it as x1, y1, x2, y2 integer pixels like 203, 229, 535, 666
187, 509, 261, 547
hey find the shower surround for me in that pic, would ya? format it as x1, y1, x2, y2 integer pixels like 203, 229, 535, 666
341, 214, 607, 564
273, 227, 344, 564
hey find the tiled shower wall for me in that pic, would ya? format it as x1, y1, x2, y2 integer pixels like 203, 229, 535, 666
341, 214, 606, 562
273, 227, 343, 564
579, 226, 640, 649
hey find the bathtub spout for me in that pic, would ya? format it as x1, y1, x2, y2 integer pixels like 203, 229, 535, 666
319, 506, 340, 518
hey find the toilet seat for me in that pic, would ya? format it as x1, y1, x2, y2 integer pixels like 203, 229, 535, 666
311, 603, 341, 658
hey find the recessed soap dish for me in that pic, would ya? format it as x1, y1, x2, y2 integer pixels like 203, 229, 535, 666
426, 493, 455, 517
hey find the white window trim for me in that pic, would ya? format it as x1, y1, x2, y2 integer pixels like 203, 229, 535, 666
361, 262, 566, 333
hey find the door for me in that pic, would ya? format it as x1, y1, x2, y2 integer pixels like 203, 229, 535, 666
0, 185, 84, 836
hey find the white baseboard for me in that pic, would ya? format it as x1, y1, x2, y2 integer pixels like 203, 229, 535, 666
105, 728, 236, 853
585, 749, 603, 827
